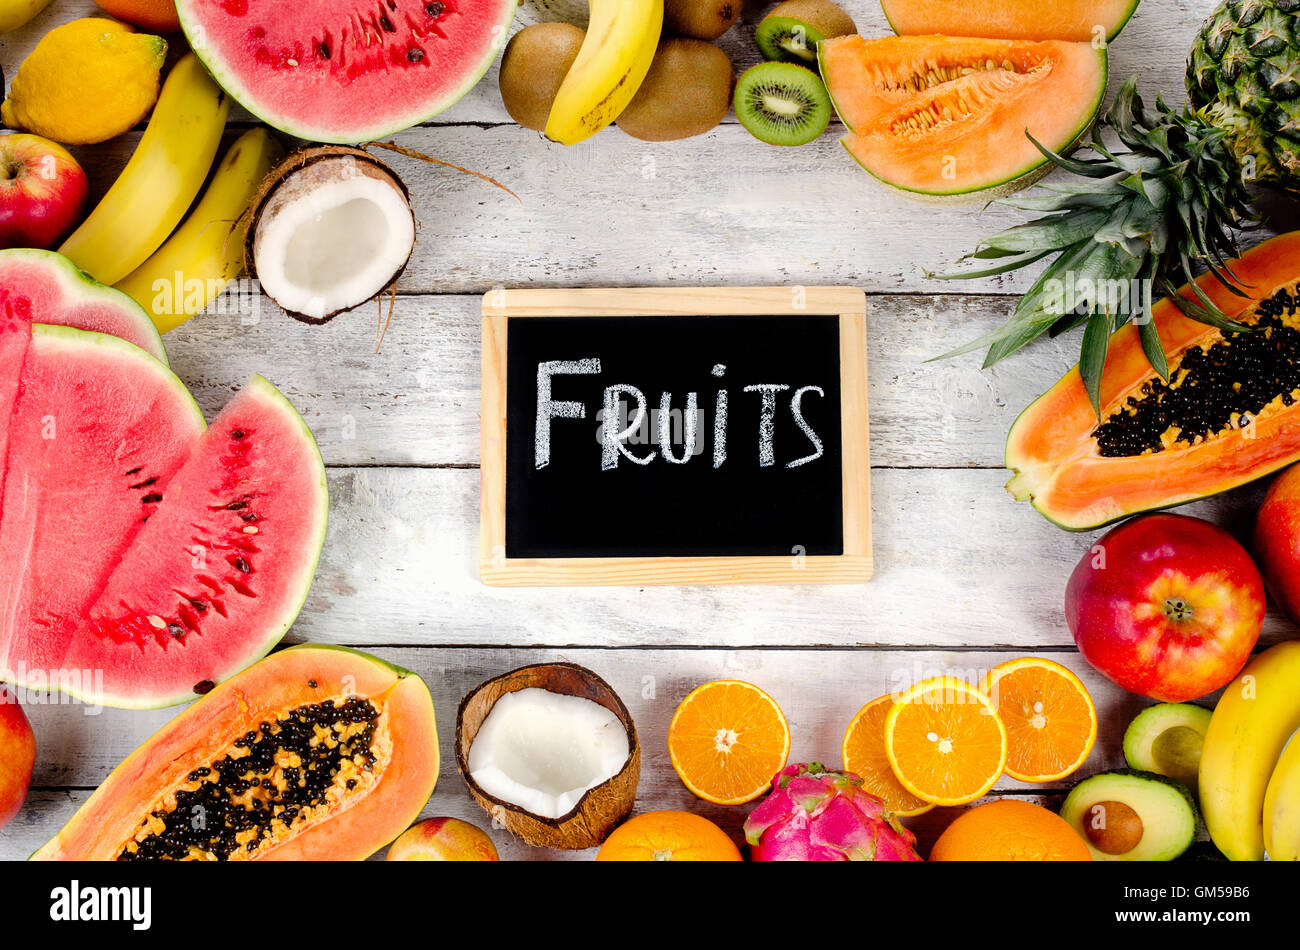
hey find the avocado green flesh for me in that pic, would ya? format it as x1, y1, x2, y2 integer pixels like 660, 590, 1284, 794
1124, 703, 1213, 782
1062, 769, 1198, 861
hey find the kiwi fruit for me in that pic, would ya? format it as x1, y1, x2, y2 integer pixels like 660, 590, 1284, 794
665, 0, 741, 41
617, 38, 736, 142
733, 61, 831, 146
499, 22, 586, 131
756, 0, 857, 64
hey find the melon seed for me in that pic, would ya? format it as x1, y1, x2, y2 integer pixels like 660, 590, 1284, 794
408, 47, 425, 62
193, 680, 215, 694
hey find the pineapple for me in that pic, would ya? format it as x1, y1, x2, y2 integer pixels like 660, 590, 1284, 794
947, 0, 1300, 413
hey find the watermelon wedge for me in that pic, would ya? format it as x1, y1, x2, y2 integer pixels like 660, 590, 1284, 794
175, 0, 519, 143
0, 249, 166, 363
0, 270, 328, 708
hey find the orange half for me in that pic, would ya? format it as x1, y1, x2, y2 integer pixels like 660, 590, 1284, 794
978, 657, 1097, 783
668, 680, 791, 806
842, 695, 934, 817
884, 676, 1007, 807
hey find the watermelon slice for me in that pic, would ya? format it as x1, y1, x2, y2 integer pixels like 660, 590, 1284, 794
0, 249, 166, 363
175, 0, 519, 143
0, 304, 328, 709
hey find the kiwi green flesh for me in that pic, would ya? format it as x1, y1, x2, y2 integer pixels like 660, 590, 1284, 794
734, 63, 831, 147
1061, 769, 1198, 862
757, 17, 827, 63
1123, 703, 1212, 782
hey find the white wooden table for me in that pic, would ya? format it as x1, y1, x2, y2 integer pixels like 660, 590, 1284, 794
0, 0, 1262, 860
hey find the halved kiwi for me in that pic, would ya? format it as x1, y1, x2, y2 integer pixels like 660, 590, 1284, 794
756, 0, 857, 64
733, 61, 831, 147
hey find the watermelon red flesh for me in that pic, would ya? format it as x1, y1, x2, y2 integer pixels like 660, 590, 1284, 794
0, 327, 204, 679
72, 375, 329, 708
0, 249, 167, 363
176, 0, 518, 143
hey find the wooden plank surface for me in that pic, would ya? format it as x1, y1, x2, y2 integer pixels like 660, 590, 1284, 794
0, 0, 1271, 862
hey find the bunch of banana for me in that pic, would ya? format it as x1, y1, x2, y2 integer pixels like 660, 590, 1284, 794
59, 52, 229, 285
545, 0, 663, 145
1200, 641, 1300, 860
115, 127, 283, 333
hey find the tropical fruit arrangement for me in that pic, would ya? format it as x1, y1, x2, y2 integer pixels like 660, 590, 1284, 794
6, 0, 1300, 870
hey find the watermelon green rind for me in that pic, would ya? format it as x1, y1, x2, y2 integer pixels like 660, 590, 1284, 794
78, 374, 330, 710
174, 0, 518, 144
0, 249, 167, 364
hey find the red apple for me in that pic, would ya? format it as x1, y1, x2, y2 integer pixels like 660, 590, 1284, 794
1254, 464, 1300, 623
0, 133, 90, 250
0, 685, 36, 829
386, 817, 499, 861
1065, 513, 1264, 702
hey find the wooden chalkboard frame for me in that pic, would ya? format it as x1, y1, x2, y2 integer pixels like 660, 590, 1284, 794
480, 287, 871, 586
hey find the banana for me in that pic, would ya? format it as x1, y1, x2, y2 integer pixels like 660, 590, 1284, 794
1265, 735, 1300, 860
1200, 641, 1300, 860
115, 127, 283, 334
59, 53, 230, 285
0, 0, 53, 34
545, 0, 663, 145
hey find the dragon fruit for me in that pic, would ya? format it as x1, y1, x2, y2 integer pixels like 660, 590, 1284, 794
743, 762, 922, 861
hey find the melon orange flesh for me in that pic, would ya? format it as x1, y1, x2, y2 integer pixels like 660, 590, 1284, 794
1006, 231, 1300, 530
31, 645, 439, 861
820, 35, 1107, 197
882, 0, 1139, 42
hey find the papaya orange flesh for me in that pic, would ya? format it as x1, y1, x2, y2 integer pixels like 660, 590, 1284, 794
31, 645, 438, 861
1007, 231, 1300, 530
819, 35, 1107, 197
881, 0, 1139, 42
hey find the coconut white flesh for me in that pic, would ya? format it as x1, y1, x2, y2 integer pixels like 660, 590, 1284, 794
467, 688, 630, 820
254, 176, 414, 321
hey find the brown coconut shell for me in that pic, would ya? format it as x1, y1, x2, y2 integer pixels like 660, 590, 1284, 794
455, 662, 641, 851
243, 145, 414, 325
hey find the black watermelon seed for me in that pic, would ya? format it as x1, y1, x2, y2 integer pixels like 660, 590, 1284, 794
318, 42, 330, 59
408, 47, 425, 62
234, 557, 251, 573
379, 15, 394, 31
190, 599, 208, 612
230, 429, 246, 441
425, 1, 444, 15
226, 500, 248, 510
168, 624, 185, 640
193, 680, 215, 695
241, 512, 260, 523
141, 493, 163, 504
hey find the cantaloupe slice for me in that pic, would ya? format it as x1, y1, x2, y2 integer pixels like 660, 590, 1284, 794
819, 35, 1107, 199
882, 0, 1139, 42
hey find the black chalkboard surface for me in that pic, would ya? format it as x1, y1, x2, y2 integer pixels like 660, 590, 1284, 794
481, 288, 871, 586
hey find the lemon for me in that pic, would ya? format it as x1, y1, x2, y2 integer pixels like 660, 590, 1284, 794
2, 18, 167, 145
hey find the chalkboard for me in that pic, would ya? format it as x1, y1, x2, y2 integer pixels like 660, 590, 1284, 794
481, 287, 871, 586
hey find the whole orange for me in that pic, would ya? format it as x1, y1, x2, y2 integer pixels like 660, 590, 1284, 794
929, 799, 1091, 861
596, 810, 742, 861
94, 0, 181, 33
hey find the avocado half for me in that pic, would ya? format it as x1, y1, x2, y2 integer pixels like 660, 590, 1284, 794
1123, 703, 1213, 782
1061, 769, 1198, 861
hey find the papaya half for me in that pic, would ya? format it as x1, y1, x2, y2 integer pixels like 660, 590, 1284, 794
1007, 231, 1300, 530
32, 645, 438, 860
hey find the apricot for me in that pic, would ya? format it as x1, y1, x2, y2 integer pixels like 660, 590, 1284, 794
0, 685, 36, 829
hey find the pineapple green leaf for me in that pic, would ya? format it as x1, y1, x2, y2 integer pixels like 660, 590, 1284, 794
1079, 307, 1114, 419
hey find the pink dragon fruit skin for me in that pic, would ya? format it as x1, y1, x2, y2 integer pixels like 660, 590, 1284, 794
743, 762, 922, 861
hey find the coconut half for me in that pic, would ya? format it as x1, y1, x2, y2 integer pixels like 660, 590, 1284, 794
245, 146, 415, 324
456, 663, 640, 850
